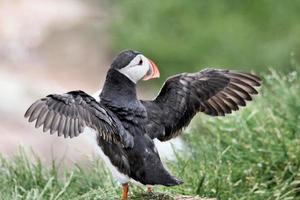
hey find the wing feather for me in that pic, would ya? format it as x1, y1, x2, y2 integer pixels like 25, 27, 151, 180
58, 115, 66, 137
64, 117, 70, 138
28, 102, 44, 122
35, 107, 48, 128
43, 110, 54, 132
142, 68, 261, 141
50, 113, 60, 134
25, 90, 133, 147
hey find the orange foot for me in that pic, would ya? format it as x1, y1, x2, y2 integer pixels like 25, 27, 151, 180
121, 183, 129, 200
147, 187, 152, 193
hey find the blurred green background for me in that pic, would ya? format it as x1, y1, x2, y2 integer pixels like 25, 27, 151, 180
110, 0, 300, 82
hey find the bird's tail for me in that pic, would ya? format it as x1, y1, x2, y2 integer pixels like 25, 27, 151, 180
160, 174, 184, 186
145, 163, 184, 186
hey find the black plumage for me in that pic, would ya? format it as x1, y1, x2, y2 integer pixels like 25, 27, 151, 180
24, 50, 261, 200
100, 69, 182, 185
142, 69, 261, 141
25, 90, 134, 147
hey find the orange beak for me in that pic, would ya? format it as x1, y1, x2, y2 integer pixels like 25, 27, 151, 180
143, 58, 160, 81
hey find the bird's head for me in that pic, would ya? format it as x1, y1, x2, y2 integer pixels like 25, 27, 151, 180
110, 50, 160, 83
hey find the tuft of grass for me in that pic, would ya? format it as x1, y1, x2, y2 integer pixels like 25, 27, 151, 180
0, 70, 299, 200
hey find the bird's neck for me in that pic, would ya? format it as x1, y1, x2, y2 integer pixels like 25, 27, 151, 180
100, 69, 138, 105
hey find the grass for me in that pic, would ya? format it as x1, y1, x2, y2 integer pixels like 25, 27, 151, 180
0, 70, 299, 200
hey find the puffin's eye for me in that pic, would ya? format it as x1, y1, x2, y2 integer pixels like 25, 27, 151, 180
138, 59, 143, 65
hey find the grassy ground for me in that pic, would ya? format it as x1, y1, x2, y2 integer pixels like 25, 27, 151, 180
0, 70, 299, 200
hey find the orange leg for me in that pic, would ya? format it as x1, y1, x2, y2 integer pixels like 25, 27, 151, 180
121, 183, 129, 200
147, 187, 152, 193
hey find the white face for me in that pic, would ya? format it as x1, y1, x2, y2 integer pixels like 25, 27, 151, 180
117, 54, 151, 83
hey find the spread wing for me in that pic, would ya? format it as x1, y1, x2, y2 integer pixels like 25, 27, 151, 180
25, 90, 134, 148
142, 68, 261, 141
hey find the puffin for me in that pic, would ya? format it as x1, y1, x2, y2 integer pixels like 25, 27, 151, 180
24, 50, 261, 200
